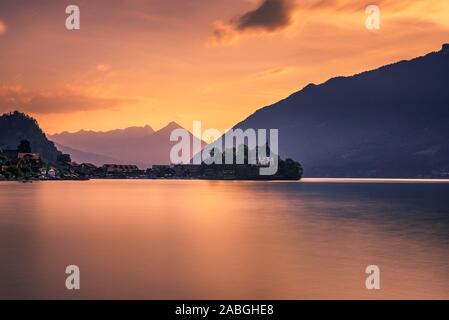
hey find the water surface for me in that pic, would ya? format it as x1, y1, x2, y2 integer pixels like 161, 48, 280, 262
0, 179, 448, 299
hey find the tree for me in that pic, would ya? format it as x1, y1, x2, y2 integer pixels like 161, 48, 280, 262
5, 166, 22, 179
281, 158, 303, 180
17, 140, 32, 153
57, 153, 72, 165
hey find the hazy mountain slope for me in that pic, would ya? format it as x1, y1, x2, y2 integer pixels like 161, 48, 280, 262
113, 122, 206, 167
232, 44, 449, 178
55, 143, 124, 166
0, 111, 62, 162
50, 125, 155, 157
51, 122, 206, 167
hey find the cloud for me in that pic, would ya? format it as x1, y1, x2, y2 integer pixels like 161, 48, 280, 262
209, 0, 296, 45
0, 19, 6, 34
208, 0, 447, 45
0, 85, 136, 114
236, 0, 295, 31
252, 66, 291, 79
209, 21, 240, 46
96, 64, 112, 72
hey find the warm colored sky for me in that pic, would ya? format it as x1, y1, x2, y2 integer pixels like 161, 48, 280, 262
0, 0, 448, 134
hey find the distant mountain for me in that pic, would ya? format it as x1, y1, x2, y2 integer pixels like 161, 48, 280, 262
0, 111, 62, 162
50, 122, 205, 167
54, 143, 125, 166
50, 125, 155, 157
231, 44, 449, 178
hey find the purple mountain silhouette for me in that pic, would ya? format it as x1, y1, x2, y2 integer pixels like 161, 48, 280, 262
231, 44, 449, 178
50, 123, 205, 168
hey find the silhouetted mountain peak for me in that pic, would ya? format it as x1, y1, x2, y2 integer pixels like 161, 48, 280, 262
49, 119, 205, 166
0, 111, 61, 162
232, 43, 449, 178
2, 110, 40, 126
159, 121, 182, 132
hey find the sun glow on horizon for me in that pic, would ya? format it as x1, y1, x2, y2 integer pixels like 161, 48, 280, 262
0, 0, 448, 134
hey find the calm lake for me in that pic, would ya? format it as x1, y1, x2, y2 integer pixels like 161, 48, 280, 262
0, 179, 448, 299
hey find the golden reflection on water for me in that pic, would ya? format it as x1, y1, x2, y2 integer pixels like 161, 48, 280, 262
0, 180, 448, 299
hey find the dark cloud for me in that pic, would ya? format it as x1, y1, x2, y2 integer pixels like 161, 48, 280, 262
210, 0, 296, 45
0, 85, 136, 114
236, 0, 295, 32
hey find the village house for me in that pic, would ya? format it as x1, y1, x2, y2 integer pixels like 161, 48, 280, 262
0, 147, 45, 179
74, 163, 98, 177
102, 164, 142, 177
17, 152, 42, 172
151, 165, 173, 178
177, 164, 202, 177
47, 167, 58, 179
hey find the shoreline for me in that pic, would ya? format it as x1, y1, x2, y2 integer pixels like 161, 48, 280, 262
2, 177, 449, 183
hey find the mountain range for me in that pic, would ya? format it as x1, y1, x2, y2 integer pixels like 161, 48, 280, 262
231, 44, 449, 178
50, 122, 205, 168
1, 44, 448, 177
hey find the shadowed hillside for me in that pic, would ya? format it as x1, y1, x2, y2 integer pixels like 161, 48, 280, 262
54, 143, 125, 167
232, 44, 449, 178
0, 111, 62, 162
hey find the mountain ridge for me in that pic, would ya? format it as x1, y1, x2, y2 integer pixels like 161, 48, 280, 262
231, 43, 449, 178
54, 143, 125, 166
237, 44, 449, 127
0, 111, 62, 162
50, 121, 205, 167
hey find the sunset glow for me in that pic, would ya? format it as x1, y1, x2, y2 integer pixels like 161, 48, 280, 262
0, 0, 448, 134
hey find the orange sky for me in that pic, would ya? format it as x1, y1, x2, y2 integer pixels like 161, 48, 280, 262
0, 0, 448, 134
